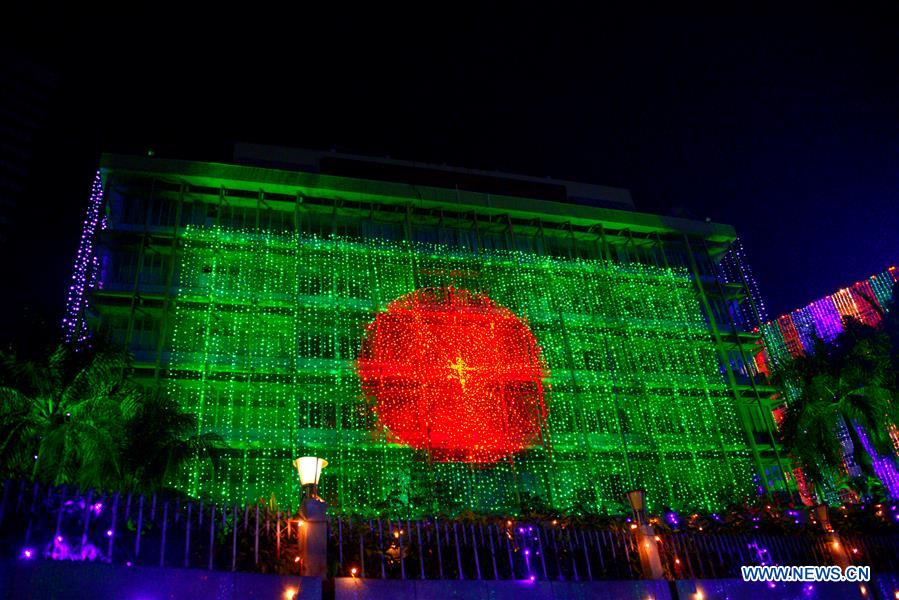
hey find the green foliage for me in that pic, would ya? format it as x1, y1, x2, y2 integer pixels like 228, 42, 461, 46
0, 343, 220, 494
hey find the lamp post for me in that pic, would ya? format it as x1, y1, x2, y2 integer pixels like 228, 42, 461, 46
625, 489, 664, 580
295, 456, 329, 578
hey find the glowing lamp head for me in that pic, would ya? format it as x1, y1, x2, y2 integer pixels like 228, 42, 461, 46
293, 456, 328, 499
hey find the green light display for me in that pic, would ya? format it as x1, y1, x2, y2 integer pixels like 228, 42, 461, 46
168, 226, 753, 515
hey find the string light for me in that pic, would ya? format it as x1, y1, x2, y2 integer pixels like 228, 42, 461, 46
63, 171, 106, 344
717, 237, 768, 325
760, 267, 897, 365
168, 226, 753, 515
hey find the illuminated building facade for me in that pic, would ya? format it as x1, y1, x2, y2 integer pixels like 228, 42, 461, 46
65, 146, 786, 515
758, 267, 898, 370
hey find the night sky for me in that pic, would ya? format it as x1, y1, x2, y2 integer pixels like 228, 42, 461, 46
4, 15, 898, 345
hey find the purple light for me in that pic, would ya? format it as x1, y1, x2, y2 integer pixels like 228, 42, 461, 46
529, 575, 536, 582
63, 171, 106, 344
855, 424, 899, 499
718, 238, 768, 325
22, 548, 34, 559
809, 297, 842, 342
106, 529, 113, 537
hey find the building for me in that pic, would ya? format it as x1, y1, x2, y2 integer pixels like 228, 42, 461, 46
63, 145, 787, 515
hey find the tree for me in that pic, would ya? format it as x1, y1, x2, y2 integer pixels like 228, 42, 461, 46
0, 342, 220, 494
774, 314, 899, 501
0, 344, 135, 488
119, 390, 221, 494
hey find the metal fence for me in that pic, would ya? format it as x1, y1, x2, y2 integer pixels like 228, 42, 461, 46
328, 518, 899, 581
0, 480, 302, 573
2, 481, 897, 580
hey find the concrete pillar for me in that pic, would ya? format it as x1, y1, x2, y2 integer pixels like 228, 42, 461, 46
300, 497, 328, 578
626, 490, 665, 579
825, 532, 851, 570
635, 524, 665, 579
814, 505, 851, 569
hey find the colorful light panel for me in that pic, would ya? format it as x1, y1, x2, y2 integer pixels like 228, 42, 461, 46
758, 267, 898, 370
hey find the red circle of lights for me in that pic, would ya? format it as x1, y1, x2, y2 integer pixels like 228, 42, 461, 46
357, 287, 548, 463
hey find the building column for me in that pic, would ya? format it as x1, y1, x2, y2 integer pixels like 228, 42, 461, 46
626, 490, 664, 579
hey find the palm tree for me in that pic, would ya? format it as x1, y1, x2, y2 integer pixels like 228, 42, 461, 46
775, 316, 898, 501
0, 343, 220, 494
0, 344, 137, 488
119, 390, 221, 493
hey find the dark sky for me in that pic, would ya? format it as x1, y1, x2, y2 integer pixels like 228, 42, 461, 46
4, 14, 898, 344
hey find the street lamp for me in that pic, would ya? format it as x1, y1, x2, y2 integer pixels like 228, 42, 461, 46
293, 456, 329, 578
293, 456, 328, 500
625, 489, 647, 526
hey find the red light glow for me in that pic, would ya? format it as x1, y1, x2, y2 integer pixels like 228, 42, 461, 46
357, 287, 548, 463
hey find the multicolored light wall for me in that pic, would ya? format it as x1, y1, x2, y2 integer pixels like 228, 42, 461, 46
167, 226, 754, 516
758, 267, 898, 372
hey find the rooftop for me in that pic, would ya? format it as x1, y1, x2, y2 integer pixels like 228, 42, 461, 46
99, 150, 737, 243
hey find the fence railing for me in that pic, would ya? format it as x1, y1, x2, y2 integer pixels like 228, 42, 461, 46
0, 480, 302, 573
328, 518, 899, 581
2, 481, 898, 580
